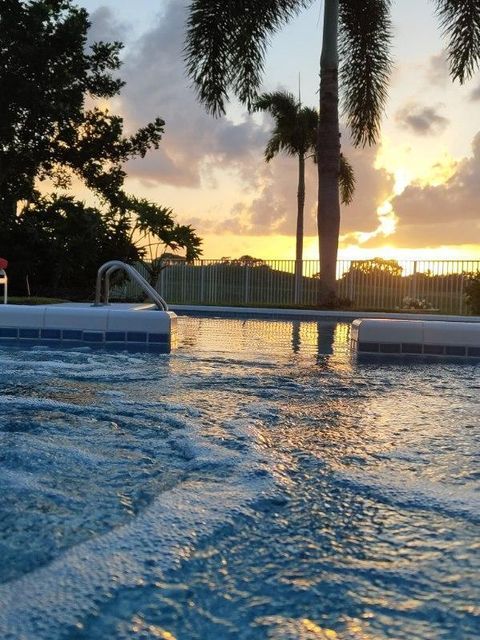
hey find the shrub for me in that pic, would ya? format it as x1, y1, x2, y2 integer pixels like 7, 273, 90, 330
401, 296, 434, 310
465, 273, 480, 315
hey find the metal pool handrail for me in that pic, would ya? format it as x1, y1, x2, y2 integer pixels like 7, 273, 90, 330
0, 269, 7, 304
93, 261, 168, 311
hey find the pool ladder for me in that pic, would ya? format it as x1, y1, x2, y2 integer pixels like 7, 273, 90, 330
93, 261, 168, 311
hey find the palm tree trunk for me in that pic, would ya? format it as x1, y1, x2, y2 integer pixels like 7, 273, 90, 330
317, 0, 340, 303
295, 152, 305, 304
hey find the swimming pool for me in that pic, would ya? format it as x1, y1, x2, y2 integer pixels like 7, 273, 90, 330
0, 316, 478, 639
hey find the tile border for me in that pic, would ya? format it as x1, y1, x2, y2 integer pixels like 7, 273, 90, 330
356, 340, 480, 359
0, 326, 171, 348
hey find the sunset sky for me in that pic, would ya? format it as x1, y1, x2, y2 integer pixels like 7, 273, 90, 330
78, 0, 480, 262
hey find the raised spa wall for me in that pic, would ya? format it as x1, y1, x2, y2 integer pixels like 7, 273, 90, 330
352, 318, 480, 358
0, 303, 176, 350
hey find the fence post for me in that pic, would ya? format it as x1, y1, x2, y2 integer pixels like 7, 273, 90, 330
294, 260, 302, 305
160, 268, 165, 298
411, 261, 418, 301
200, 261, 205, 304
244, 265, 250, 305
459, 273, 464, 315
348, 261, 355, 306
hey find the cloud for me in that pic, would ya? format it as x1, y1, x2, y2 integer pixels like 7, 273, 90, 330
87, 0, 395, 244
214, 155, 315, 236
210, 135, 394, 238
425, 52, 449, 86
470, 84, 480, 102
395, 103, 449, 136
115, 0, 268, 188
378, 131, 480, 247
86, 6, 129, 47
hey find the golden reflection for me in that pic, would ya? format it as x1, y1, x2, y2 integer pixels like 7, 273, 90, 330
176, 317, 351, 371
130, 615, 177, 639
302, 619, 338, 637
257, 616, 380, 639
302, 616, 381, 639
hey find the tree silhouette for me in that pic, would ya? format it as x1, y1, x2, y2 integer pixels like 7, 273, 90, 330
0, 0, 164, 223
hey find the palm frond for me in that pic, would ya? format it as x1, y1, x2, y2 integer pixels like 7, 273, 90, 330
185, 0, 313, 115
256, 91, 318, 159
264, 133, 283, 161
434, 0, 480, 82
254, 91, 298, 121
339, 153, 355, 205
339, 0, 393, 146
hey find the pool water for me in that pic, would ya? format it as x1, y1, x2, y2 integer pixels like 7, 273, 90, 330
0, 317, 479, 639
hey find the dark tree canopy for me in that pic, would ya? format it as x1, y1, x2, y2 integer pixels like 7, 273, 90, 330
1, 195, 203, 298
0, 0, 164, 219
3, 195, 139, 297
0, 0, 203, 297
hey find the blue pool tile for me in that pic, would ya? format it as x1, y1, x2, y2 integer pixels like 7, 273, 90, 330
424, 344, 444, 355
148, 333, 169, 343
41, 329, 61, 340
82, 331, 104, 343
445, 345, 466, 356
380, 343, 401, 354
106, 331, 126, 342
127, 332, 147, 343
468, 346, 480, 357
62, 330, 83, 341
358, 341, 379, 353
19, 328, 40, 339
402, 343, 423, 354
0, 328, 17, 338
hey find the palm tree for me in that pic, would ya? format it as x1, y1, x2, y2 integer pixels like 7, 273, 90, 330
255, 90, 354, 302
255, 90, 316, 302
185, 0, 480, 300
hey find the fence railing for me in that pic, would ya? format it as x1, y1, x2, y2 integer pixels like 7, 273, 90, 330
113, 259, 480, 315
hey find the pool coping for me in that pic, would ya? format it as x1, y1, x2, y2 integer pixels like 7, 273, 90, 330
169, 304, 480, 323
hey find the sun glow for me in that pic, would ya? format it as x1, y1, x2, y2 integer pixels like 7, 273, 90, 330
340, 198, 399, 248
376, 137, 457, 191
337, 137, 466, 262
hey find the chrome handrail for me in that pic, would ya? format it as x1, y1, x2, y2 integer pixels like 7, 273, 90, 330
93, 261, 168, 310
0, 269, 7, 304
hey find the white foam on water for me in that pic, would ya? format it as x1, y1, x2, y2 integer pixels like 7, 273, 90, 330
0, 467, 43, 492
0, 349, 162, 381
97, 390, 126, 398
0, 412, 280, 640
113, 398, 202, 418
336, 468, 480, 523
0, 394, 91, 413
0, 394, 188, 423
9, 434, 110, 467
0, 464, 83, 506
